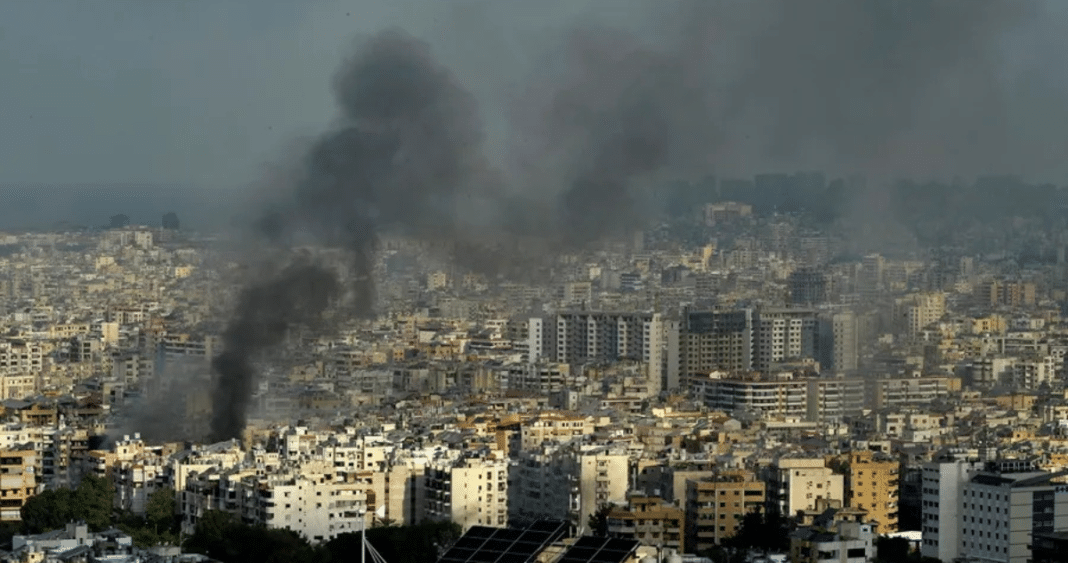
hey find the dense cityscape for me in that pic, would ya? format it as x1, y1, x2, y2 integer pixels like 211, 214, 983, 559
0, 171, 1066, 563
7, 1, 1068, 563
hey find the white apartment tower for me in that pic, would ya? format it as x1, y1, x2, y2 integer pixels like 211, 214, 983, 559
528, 312, 679, 393
920, 457, 984, 563
752, 309, 819, 373
425, 457, 509, 531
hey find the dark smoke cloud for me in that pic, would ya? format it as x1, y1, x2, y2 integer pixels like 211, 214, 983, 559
506, 0, 1068, 245
211, 2, 1068, 439
211, 259, 338, 441
210, 29, 494, 441
722, 0, 1038, 178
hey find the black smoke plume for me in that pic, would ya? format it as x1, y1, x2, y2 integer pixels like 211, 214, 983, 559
210, 259, 338, 441
210, 29, 492, 441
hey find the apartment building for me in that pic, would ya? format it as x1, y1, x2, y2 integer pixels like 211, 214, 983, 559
518, 412, 595, 451
503, 363, 572, 394
508, 445, 629, 533
685, 470, 765, 552
529, 312, 678, 393
694, 372, 808, 419
0, 448, 36, 522
920, 457, 984, 563
867, 375, 960, 410
764, 458, 844, 517
425, 456, 509, 531
986, 280, 1037, 308
752, 309, 819, 373
791, 512, 875, 563
607, 495, 685, 553
0, 374, 37, 401
181, 465, 370, 543
805, 378, 866, 423
957, 465, 1068, 563
817, 310, 858, 374
0, 340, 43, 375
843, 451, 899, 534
695, 372, 867, 422
679, 308, 753, 376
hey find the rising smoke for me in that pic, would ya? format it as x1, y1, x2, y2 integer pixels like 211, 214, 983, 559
506, 0, 1068, 232
210, 1, 1068, 440
209, 30, 494, 441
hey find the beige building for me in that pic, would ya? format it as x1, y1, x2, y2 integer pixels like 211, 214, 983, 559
575, 450, 630, 534
518, 412, 594, 451
0, 449, 37, 522
765, 458, 844, 517
425, 457, 508, 531
607, 495, 686, 553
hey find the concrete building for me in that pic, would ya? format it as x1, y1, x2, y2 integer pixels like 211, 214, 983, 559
764, 458, 844, 517
752, 309, 819, 373
425, 456, 509, 531
788, 268, 828, 306
843, 450, 899, 534
791, 512, 875, 563
607, 495, 686, 553
528, 312, 678, 393
680, 309, 753, 377
956, 465, 1068, 563
817, 310, 858, 374
920, 457, 984, 563
684, 470, 765, 553
0, 448, 36, 522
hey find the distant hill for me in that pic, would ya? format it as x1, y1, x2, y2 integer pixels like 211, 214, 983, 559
0, 184, 240, 231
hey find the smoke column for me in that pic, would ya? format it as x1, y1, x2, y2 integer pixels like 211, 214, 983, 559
209, 29, 493, 441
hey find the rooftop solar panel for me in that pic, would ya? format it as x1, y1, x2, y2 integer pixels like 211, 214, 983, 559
437, 521, 569, 563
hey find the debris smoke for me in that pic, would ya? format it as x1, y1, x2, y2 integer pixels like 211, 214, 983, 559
210, 29, 492, 441
210, 2, 1068, 439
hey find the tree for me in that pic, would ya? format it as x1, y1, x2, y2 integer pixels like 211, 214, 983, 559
72, 474, 115, 531
109, 214, 130, 229
184, 510, 233, 558
588, 504, 612, 537
185, 510, 325, 563
876, 536, 910, 562
145, 489, 177, 535
327, 520, 462, 563
20, 488, 74, 534
162, 212, 180, 230
725, 508, 791, 554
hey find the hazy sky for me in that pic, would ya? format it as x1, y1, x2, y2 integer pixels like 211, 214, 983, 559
3, 0, 1068, 188
0, 0, 616, 187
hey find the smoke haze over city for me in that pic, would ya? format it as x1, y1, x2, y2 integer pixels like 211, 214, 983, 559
6, 1, 1068, 441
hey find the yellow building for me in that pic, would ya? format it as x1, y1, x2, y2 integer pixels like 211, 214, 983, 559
843, 451, 899, 534
0, 449, 37, 522
969, 315, 1007, 335
607, 495, 686, 553
685, 470, 766, 553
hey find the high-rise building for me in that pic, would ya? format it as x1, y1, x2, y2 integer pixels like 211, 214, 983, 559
843, 451, 899, 534
680, 309, 754, 378
817, 311, 858, 374
788, 268, 828, 306
921, 456, 984, 563
858, 254, 885, 297
752, 309, 819, 373
956, 462, 1068, 563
